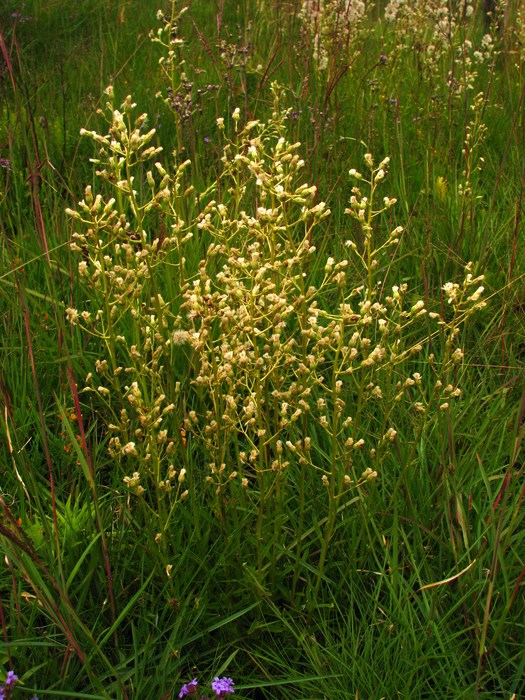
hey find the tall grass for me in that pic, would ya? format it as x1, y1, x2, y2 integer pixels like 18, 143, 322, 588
1, 0, 524, 698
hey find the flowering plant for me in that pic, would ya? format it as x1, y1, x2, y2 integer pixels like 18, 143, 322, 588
179, 676, 235, 698
0, 671, 38, 700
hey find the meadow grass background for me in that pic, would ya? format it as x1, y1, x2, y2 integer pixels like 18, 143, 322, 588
1, 0, 524, 698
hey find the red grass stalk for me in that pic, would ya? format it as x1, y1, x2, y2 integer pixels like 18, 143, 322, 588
17, 281, 59, 543
0, 499, 88, 665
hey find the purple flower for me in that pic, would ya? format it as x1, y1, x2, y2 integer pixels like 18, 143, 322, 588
0, 672, 20, 700
5, 672, 18, 687
211, 677, 235, 697
179, 678, 198, 698
11, 12, 31, 23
